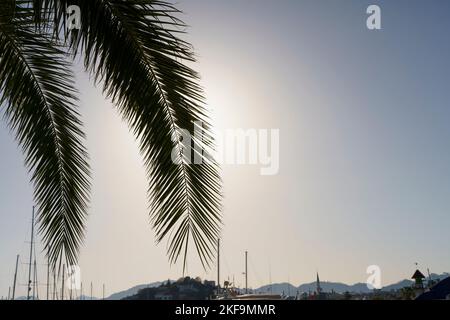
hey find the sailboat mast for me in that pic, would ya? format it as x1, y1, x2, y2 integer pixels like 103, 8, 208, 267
32, 260, 36, 299
245, 251, 248, 294
61, 264, 65, 300
53, 270, 56, 300
288, 275, 291, 296
27, 206, 35, 300
47, 255, 50, 300
12, 254, 19, 300
70, 272, 73, 300
217, 238, 220, 291
33, 259, 38, 300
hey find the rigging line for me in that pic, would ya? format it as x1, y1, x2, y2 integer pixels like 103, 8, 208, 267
248, 255, 263, 289
221, 249, 232, 278
268, 258, 273, 294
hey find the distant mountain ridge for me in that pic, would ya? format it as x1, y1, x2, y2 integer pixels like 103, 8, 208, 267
255, 273, 450, 295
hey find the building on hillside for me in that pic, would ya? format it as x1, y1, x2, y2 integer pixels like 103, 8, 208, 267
412, 269, 425, 289
411, 269, 426, 297
123, 277, 215, 300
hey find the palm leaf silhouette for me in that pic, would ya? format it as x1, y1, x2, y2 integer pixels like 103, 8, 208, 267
0, 0, 222, 271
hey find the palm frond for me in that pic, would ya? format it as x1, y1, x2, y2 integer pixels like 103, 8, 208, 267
0, 5, 90, 267
46, 0, 222, 270
1, 0, 222, 271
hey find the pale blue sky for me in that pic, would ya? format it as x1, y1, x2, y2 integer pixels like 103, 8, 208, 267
1, 0, 450, 297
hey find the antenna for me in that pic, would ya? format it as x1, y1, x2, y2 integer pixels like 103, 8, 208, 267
27, 206, 35, 300
90, 282, 93, 300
